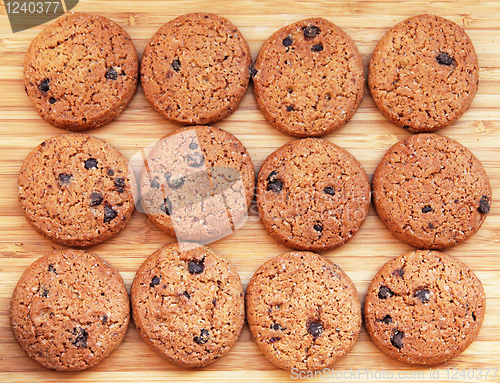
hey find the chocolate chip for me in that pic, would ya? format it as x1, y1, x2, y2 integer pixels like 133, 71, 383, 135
150, 178, 160, 189
428, 222, 435, 229
377, 315, 393, 324
286, 105, 294, 112
313, 223, 323, 232
194, 329, 210, 345
72, 327, 88, 348
402, 125, 410, 130
283, 36, 293, 47
269, 337, 281, 343
421, 205, 433, 213
415, 289, 431, 303
49, 97, 57, 104
249, 66, 258, 77
188, 260, 205, 275
165, 173, 185, 189
38, 78, 50, 92
104, 204, 117, 223
172, 59, 181, 72
189, 142, 198, 150
89, 191, 103, 207
391, 330, 404, 349
436, 52, 454, 66
160, 197, 171, 215
478, 195, 490, 214
323, 186, 335, 195
311, 43, 323, 52
267, 170, 283, 193
303, 25, 321, 39
187, 153, 205, 168
114, 177, 125, 193
271, 323, 284, 331
472, 312, 477, 321
48, 264, 56, 273
102, 315, 108, 325
183, 291, 191, 299
393, 268, 404, 278
150, 276, 160, 287
378, 286, 394, 299
40, 288, 49, 298
307, 321, 324, 338
105, 67, 118, 80
107, 169, 114, 176
58, 173, 72, 185
84, 158, 98, 170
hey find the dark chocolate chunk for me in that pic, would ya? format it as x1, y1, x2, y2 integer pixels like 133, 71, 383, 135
307, 321, 324, 338
102, 315, 108, 325
58, 173, 72, 185
188, 260, 205, 275
377, 315, 393, 324
267, 170, 283, 193
84, 158, 98, 170
165, 173, 185, 189
40, 287, 49, 298
402, 125, 410, 130
150, 275, 160, 287
249, 66, 258, 77
283, 36, 293, 47
422, 205, 433, 213
72, 327, 88, 348
172, 59, 181, 72
269, 337, 281, 343
189, 142, 198, 150
38, 78, 50, 92
436, 52, 454, 66
187, 153, 205, 168
286, 105, 294, 112
313, 223, 323, 232
393, 268, 404, 278
391, 330, 404, 349
104, 204, 117, 223
150, 178, 160, 189
478, 195, 490, 214
194, 329, 210, 345
114, 177, 125, 193
105, 67, 118, 80
428, 222, 435, 229
414, 289, 431, 303
303, 25, 321, 40
183, 291, 191, 299
311, 43, 323, 52
472, 312, 477, 321
48, 264, 56, 273
160, 197, 171, 216
107, 169, 114, 176
49, 97, 57, 104
324, 186, 335, 195
271, 323, 285, 331
89, 191, 103, 207
378, 286, 394, 299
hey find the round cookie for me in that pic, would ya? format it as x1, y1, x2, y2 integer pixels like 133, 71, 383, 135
141, 13, 251, 125
372, 133, 491, 249
364, 250, 486, 365
369, 14, 479, 132
257, 138, 370, 251
131, 243, 244, 367
252, 18, 364, 137
139, 125, 255, 243
246, 251, 361, 371
24, 14, 139, 131
10, 249, 130, 371
18, 134, 136, 247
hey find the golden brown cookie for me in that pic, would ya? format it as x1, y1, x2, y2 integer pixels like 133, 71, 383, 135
246, 251, 361, 371
372, 133, 491, 249
139, 126, 254, 243
141, 13, 251, 125
131, 243, 245, 367
10, 249, 130, 371
369, 15, 479, 132
24, 14, 139, 131
18, 134, 136, 247
257, 138, 370, 251
253, 18, 364, 137
364, 250, 486, 365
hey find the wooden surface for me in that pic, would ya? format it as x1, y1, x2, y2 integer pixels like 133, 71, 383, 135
1, 0, 500, 382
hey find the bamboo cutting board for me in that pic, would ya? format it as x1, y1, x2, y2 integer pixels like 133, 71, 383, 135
1, 1, 500, 382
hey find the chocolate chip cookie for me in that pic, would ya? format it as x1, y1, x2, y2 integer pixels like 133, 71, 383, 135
246, 251, 361, 371
252, 18, 364, 137
372, 133, 491, 249
18, 134, 135, 247
131, 243, 245, 367
141, 13, 251, 125
364, 250, 486, 365
139, 125, 254, 243
10, 249, 130, 371
24, 14, 139, 131
257, 138, 370, 251
369, 14, 479, 132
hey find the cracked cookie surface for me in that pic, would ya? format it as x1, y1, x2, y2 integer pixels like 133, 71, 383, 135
131, 243, 244, 367
372, 133, 491, 249
246, 251, 361, 371
364, 250, 486, 364
253, 18, 364, 137
24, 13, 139, 130
257, 138, 370, 251
18, 134, 135, 247
141, 12, 251, 125
10, 249, 130, 371
368, 14, 479, 132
